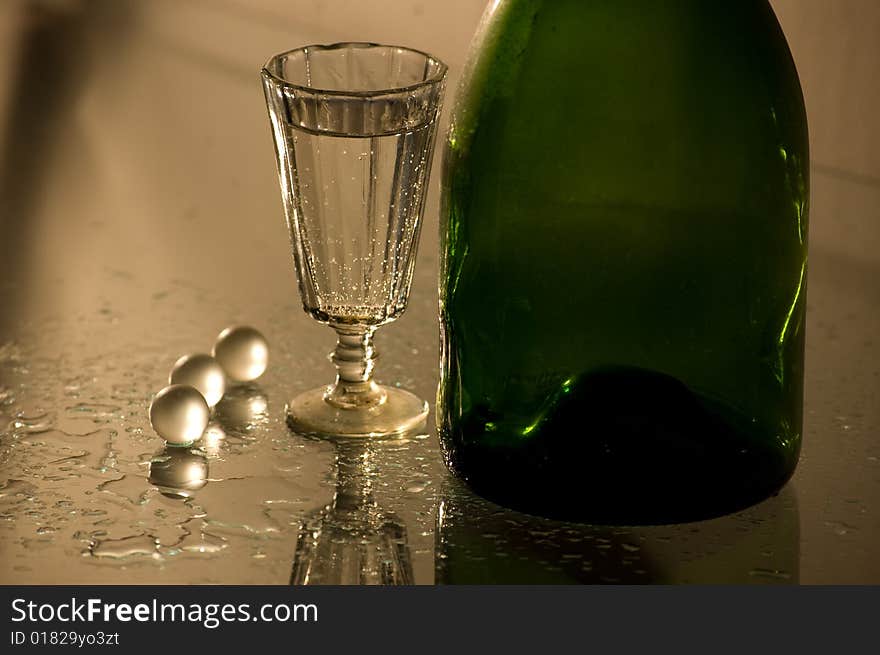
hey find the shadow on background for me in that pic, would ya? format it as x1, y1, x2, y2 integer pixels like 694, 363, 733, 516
0, 0, 135, 332
436, 476, 800, 584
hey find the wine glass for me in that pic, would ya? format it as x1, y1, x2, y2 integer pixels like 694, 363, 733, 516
261, 43, 447, 438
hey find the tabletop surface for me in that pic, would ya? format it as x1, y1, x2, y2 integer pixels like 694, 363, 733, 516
0, 0, 878, 584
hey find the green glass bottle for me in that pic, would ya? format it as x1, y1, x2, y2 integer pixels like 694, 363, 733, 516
439, 0, 809, 524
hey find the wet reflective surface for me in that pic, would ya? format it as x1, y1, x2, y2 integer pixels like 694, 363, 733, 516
0, 0, 878, 583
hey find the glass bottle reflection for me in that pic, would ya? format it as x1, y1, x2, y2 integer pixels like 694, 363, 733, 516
290, 440, 413, 585
436, 477, 799, 584
148, 445, 209, 499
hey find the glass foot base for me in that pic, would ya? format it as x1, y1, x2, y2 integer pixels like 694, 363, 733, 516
286, 385, 428, 438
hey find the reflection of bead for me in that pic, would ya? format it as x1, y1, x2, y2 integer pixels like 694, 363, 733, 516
169, 353, 226, 408
212, 326, 269, 382
149, 384, 209, 445
202, 422, 226, 457
214, 384, 268, 436
149, 445, 209, 499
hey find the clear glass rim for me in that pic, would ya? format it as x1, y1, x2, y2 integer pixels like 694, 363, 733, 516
261, 41, 448, 98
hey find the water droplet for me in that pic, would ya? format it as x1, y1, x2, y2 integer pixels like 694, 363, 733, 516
177, 529, 226, 554
405, 479, 428, 493
748, 568, 791, 580
99, 475, 150, 505
10, 412, 55, 436
66, 402, 121, 416
825, 520, 857, 536
0, 479, 37, 497
90, 535, 159, 559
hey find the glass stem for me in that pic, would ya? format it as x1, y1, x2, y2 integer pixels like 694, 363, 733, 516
325, 325, 387, 409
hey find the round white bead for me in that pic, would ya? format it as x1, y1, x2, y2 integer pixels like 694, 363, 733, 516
169, 353, 226, 408
148, 384, 209, 445
212, 325, 269, 382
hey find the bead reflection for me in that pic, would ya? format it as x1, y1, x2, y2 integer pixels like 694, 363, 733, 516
436, 478, 799, 584
290, 439, 413, 585
148, 445, 209, 499
201, 422, 226, 458
213, 383, 268, 437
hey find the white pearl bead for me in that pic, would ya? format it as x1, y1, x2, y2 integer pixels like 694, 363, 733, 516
169, 353, 226, 408
212, 325, 269, 382
149, 384, 209, 445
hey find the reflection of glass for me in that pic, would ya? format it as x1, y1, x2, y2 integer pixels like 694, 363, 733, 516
148, 445, 209, 499
436, 477, 799, 584
290, 440, 413, 585
262, 43, 447, 438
